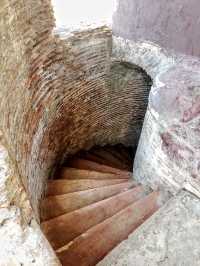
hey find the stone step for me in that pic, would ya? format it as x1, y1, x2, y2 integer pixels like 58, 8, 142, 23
90, 148, 129, 170
41, 181, 135, 221
79, 146, 132, 170
41, 186, 145, 250
111, 144, 133, 162
59, 167, 129, 180
79, 152, 112, 166
67, 158, 132, 178
103, 146, 133, 170
56, 191, 160, 266
47, 179, 127, 196
97, 192, 196, 266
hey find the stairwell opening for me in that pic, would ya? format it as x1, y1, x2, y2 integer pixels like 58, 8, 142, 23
39, 61, 153, 264
64, 144, 135, 171
0, 7, 154, 258
46, 61, 152, 185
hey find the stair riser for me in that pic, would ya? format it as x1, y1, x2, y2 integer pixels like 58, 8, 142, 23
60, 168, 129, 180
90, 149, 129, 170
42, 186, 145, 249
68, 159, 132, 178
57, 192, 159, 266
47, 179, 127, 196
41, 181, 135, 221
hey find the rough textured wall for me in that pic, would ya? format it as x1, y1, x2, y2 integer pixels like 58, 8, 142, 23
110, 61, 152, 146
0, 0, 55, 215
0, 140, 60, 265
0, 2, 61, 263
134, 57, 200, 197
113, 0, 200, 57
112, 36, 200, 198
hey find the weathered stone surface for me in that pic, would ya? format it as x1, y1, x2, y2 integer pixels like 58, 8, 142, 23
132, 49, 200, 197
112, 36, 175, 79
112, 37, 200, 198
0, 209, 60, 265
0, 142, 60, 265
98, 190, 200, 266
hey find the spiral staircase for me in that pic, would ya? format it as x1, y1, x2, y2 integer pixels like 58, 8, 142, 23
41, 145, 161, 266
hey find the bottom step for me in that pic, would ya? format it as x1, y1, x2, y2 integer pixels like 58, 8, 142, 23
56, 192, 159, 266
41, 145, 161, 266
41, 186, 145, 250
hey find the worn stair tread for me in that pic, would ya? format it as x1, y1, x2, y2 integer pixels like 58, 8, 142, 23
116, 144, 132, 155
103, 146, 133, 170
67, 158, 132, 178
114, 144, 133, 162
90, 149, 130, 170
41, 186, 145, 249
41, 181, 135, 221
59, 167, 129, 180
56, 191, 160, 266
79, 152, 112, 166
79, 146, 132, 169
47, 179, 127, 196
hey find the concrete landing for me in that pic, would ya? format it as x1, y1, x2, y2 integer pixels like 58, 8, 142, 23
98, 190, 200, 266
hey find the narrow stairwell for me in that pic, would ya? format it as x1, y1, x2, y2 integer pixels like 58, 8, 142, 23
41, 145, 161, 266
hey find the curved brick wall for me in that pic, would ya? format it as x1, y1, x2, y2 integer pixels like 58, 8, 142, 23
113, 0, 200, 57
0, 1, 151, 218
0, 0, 55, 216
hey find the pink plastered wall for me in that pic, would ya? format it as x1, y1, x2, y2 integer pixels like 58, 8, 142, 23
113, 0, 200, 57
